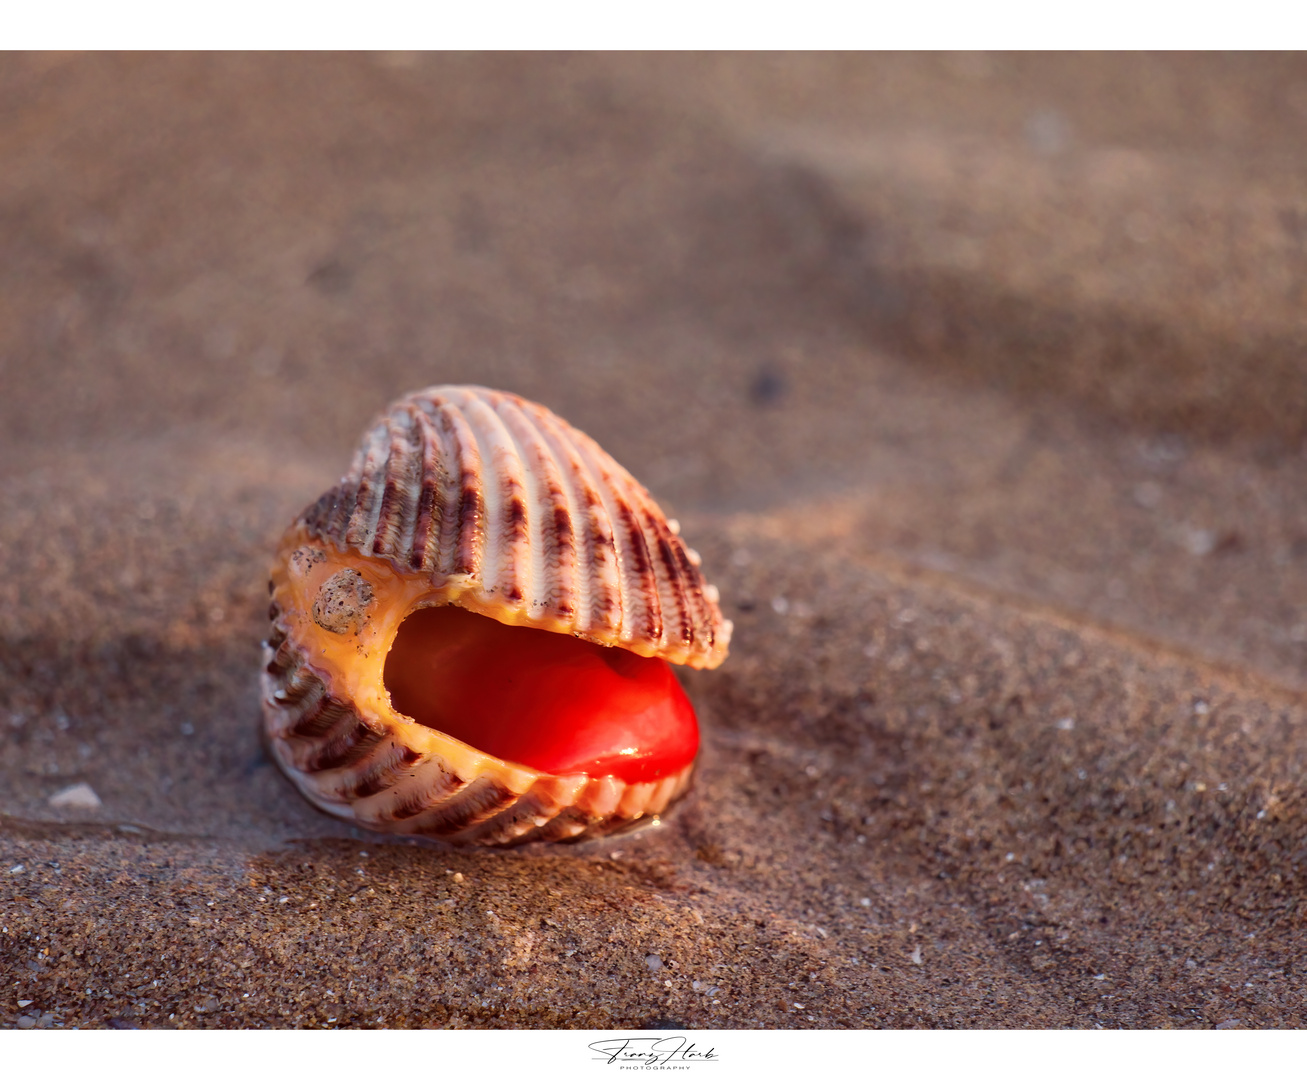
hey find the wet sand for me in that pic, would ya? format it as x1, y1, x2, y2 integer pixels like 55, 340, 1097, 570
4, 53, 1307, 1029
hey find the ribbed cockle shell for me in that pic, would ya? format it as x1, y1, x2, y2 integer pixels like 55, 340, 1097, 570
261, 385, 731, 846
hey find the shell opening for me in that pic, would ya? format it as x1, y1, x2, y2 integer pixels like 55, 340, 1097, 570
382, 605, 700, 785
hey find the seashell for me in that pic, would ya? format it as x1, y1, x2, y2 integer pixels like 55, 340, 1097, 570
261, 385, 731, 846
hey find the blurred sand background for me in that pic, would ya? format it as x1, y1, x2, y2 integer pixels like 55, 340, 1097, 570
4, 52, 1307, 1029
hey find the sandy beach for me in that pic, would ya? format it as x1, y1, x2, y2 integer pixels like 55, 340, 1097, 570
4, 53, 1307, 1028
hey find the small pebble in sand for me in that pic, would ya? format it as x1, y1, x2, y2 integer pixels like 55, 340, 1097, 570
48, 782, 102, 810
1180, 525, 1216, 557
452, 872, 464, 883
1132, 481, 1162, 508
910, 945, 924, 965
646, 955, 664, 972
8, 865, 24, 874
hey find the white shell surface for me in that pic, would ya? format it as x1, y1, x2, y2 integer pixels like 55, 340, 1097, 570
297, 385, 731, 668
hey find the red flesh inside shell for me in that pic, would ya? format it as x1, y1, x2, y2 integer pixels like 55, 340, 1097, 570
383, 606, 699, 784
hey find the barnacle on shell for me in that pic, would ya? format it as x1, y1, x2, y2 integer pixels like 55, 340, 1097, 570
261, 385, 731, 846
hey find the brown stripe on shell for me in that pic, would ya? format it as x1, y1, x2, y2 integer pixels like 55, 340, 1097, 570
669, 533, 715, 648
525, 399, 621, 639
343, 421, 390, 550
565, 430, 664, 648
612, 491, 663, 645
447, 797, 564, 846
528, 808, 601, 844
640, 487, 709, 652
645, 507, 695, 647
458, 765, 694, 847
493, 395, 580, 620
377, 764, 470, 821
270, 660, 323, 710
306, 741, 418, 805
461, 391, 532, 613
302, 719, 387, 773
444, 400, 487, 578
401, 775, 520, 836
300, 476, 352, 552
287, 693, 364, 743
349, 745, 422, 799
264, 635, 300, 677
369, 406, 422, 560
410, 399, 464, 577
407, 407, 446, 572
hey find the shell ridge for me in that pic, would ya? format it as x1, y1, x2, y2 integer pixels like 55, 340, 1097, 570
492, 395, 580, 624
370, 765, 470, 823
285, 685, 351, 740
668, 530, 715, 654
551, 423, 666, 647
306, 438, 368, 548
303, 718, 387, 774
528, 405, 621, 639
299, 490, 338, 545
416, 399, 465, 578
439, 401, 487, 579
567, 439, 661, 648
614, 487, 663, 645
640, 484, 722, 659
404, 774, 519, 836
368, 406, 423, 563
325, 484, 354, 547
462, 391, 532, 615
406, 407, 445, 572
488, 392, 551, 619
643, 503, 694, 652
311, 740, 416, 804
444, 795, 558, 845
563, 427, 683, 642
344, 421, 392, 550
